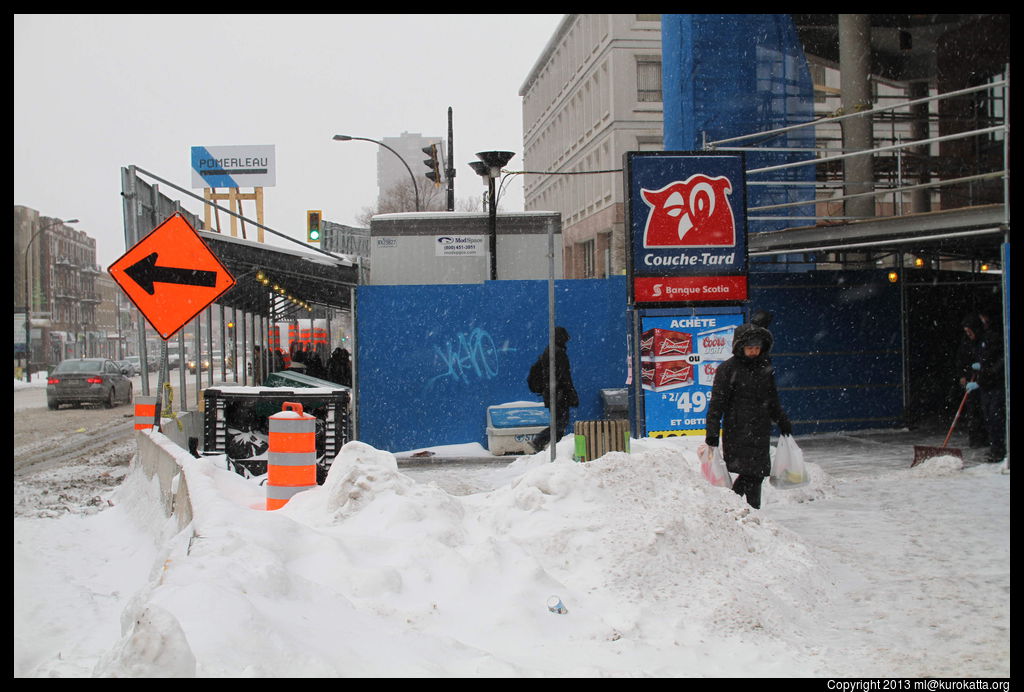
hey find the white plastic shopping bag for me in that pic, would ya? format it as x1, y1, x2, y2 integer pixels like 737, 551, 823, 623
770, 435, 809, 489
697, 443, 732, 488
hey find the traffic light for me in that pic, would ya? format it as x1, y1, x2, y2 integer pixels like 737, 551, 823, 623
306, 210, 322, 243
422, 144, 441, 187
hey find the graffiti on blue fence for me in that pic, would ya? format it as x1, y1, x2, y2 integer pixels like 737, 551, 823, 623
423, 328, 516, 392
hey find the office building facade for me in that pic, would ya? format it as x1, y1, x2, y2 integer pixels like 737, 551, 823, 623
519, 14, 663, 279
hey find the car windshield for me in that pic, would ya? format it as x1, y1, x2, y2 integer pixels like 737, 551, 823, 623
54, 360, 104, 374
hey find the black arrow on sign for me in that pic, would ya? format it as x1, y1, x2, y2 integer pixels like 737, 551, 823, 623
124, 252, 218, 295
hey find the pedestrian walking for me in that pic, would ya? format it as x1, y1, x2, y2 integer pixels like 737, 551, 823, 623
528, 326, 579, 453
705, 319, 792, 509
305, 347, 326, 380
327, 347, 352, 387
287, 346, 307, 373
252, 345, 263, 385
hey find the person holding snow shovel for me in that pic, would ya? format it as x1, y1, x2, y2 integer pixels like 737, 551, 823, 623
970, 309, 1006, 464
705, 319, 792, 509
957, 314, 988, 449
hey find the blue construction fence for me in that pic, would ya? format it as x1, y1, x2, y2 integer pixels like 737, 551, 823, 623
355, 271, 903, 452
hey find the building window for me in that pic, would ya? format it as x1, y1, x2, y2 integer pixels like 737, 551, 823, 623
810, 63, 827, 104
582, 239, 596, 278
975, 69, 1007, 143
601, 232, 613, 277
637, 58, 662, 102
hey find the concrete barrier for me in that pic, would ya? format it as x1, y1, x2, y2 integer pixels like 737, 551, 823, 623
158, 410, 204, 454
134, 429, 195, 532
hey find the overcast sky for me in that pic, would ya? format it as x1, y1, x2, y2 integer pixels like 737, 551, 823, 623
14, 14, 565, 266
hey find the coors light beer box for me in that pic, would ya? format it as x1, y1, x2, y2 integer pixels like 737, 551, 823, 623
695, 325, 736, 386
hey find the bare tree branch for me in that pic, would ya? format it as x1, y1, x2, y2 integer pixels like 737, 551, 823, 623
356, 180, 490, 225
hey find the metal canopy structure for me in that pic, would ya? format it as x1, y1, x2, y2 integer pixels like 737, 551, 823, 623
122, 165, 359, 320
120, 164, 362, 407
196, 230, 359, 316
749, 203, 1007, 261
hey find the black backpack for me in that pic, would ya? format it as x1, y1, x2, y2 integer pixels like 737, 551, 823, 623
527, 357, 545, 394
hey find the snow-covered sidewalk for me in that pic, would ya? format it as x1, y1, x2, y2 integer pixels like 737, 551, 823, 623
13, 432, 1010, 677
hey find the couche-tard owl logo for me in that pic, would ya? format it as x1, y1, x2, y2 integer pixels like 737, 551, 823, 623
641, 174, 736, 248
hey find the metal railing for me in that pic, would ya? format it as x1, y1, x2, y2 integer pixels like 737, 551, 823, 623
702, 75, 1010, 230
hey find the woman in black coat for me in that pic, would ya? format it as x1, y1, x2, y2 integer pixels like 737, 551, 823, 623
705, 321, 792, 508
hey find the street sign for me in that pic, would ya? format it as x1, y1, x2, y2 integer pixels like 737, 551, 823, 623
108, 213, 236, 340
624, 151, 748, 306
191, 145, 276, 188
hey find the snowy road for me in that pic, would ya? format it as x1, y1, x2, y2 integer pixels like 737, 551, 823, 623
14, 371, 226, 514
14, 368, 245, 477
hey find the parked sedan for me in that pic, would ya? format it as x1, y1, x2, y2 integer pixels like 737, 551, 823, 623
115, 359, 136, 377
46, 358, 133, 410
125, 354, 160, 375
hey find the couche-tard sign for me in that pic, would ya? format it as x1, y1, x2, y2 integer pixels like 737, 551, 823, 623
625, 151, 748, 305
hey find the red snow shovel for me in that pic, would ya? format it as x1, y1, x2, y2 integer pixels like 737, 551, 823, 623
912, 386, 972, 467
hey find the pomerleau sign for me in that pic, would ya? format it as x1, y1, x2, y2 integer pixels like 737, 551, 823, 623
191, 145, 276, 188
625, 151, 748, 305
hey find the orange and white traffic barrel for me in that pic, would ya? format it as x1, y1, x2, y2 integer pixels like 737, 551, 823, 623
266, 402, 318, 510
134, 395, 161, 431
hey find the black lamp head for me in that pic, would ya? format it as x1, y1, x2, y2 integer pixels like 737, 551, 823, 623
475, 151, 515, 169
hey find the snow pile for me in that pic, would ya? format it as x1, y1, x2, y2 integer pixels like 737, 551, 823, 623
94, 605, 197, 678
87, 437, 844, 677
16, 424, 1009, 678
13, 373, 50, 389
473, 447, 833, 646
904, 454, 964, 477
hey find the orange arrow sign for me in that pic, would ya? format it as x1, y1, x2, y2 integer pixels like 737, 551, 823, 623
109, 213, 236, 340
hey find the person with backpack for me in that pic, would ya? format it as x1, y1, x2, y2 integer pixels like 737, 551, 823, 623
527, 326, 579, 453
704, 319, 792, 509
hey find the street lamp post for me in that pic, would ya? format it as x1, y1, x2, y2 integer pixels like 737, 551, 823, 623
469, 151, 558, 461
469, 151, 515, 281
332, 134, 420, 212
23, 217, 78, 382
